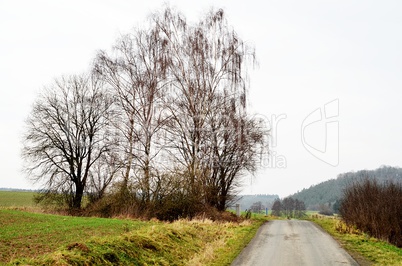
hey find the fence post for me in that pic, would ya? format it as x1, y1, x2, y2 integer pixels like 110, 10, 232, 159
236, 204, 240, 217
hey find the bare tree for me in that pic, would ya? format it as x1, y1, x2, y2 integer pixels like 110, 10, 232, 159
22, 74, 115, 210
95, 24, 170, 212
153, 7, 265, 211
294, 199, 306, 218
271, 199, 282, 216
86, 149, 121, 204
250, 201, 264, 213
282, 197, 295, 218
154, 7, 213, 197
205, 96, 268, 210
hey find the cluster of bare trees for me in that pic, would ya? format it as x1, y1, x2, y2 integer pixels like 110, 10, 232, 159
271, 197, 306, 218
249, 201, 265, 213
340, 179, 402, 247
22, 7, 268, 219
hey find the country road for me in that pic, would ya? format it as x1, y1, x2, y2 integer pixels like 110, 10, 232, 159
231, 220, 358, 266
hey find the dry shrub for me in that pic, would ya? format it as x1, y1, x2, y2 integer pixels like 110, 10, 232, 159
194, 206, 243, 223
83, 191, 141, 218
187, 235, 226, 266
335, 220, 360, 235
77, 185, 243, 223
340, 179, 402, 247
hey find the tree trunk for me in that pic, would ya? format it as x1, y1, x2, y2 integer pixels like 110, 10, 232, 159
217, 190, 227, 212
72, 183, 84, 210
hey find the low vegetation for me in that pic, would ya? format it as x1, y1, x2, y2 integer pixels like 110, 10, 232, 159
309, 215, 402, 265
0, 208, 264, 265
0, 209, 145, 263
340, 178, 402, 247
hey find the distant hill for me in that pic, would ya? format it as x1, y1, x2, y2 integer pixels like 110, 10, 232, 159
234, 194, 279, 210
290, 165, 402, 210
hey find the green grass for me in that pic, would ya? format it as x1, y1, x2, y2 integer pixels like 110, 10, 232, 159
0, 209, 148, 264
0, 192, 265, 265
305, 210, 319, 216
0, 209, 264, 265
210, 217, 266, 265
0, 191, 36, 207
309, 216, 402, 265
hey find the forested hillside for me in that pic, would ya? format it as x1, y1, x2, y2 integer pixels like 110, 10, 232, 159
291, 166, 402, 210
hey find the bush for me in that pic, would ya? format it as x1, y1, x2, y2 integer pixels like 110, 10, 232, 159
340, 179, 402, 247
318, 204, 334, 216
33, 190, 70, 213
153, 192, 202, 221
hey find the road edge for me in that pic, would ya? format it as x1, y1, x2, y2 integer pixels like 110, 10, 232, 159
309, 220, 372, 266
230, 221, 271, 266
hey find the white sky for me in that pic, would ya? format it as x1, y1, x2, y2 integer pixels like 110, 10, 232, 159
1, 0, 401, 198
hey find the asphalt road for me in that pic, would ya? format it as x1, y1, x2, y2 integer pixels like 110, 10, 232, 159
231, 220, 358, 266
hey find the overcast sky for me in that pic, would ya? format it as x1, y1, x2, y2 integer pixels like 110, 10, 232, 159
1, 0, 401, 197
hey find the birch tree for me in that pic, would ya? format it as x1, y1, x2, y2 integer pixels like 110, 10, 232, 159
95, 26, 170, 211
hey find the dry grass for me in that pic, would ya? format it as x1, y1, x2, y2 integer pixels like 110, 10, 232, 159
310, 216, 402, 265
3, 210, 264, 265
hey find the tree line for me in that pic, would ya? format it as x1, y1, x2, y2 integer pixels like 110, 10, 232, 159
271, 197, 306, 218
22, 7, 269, 220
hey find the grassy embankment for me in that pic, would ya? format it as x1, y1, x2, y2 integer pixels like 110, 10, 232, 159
0, 191, 265, 265
309, 215, 402, 265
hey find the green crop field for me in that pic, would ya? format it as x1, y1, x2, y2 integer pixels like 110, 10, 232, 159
0, 209, 150, 264
0, 191, 36, 207
0, 208, 264, 265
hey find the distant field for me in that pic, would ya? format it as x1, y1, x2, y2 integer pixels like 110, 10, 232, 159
0, 191, 36, 207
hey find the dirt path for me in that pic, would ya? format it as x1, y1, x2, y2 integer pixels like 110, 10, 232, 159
231, 220, 358, 266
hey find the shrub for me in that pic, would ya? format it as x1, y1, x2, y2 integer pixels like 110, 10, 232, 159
340, 179, 402, 247
318, 204, 334, 216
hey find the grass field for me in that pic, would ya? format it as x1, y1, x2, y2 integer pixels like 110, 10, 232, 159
309, 216, 402, 265
0, 205, 265, 265
0, 191, 36, 207
0, 209, 149, 263
1, 210, 264, 265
